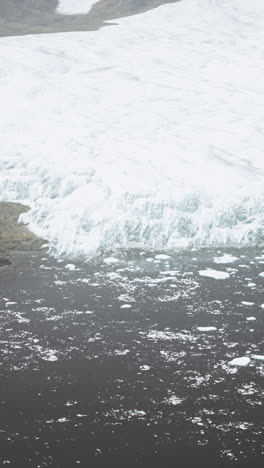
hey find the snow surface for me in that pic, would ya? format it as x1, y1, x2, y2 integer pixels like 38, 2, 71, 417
0, 0, 264, 256
57, 0, 97, 15
199, 270, 230, 280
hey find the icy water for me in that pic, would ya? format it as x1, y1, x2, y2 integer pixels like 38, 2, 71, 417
1, 249, 264, 466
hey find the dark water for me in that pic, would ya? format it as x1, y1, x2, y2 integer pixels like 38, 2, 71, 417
0, 248, 264, 467
0, 0, 180, 37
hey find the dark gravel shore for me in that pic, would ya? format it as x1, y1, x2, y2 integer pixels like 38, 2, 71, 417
0, 247, 264, 467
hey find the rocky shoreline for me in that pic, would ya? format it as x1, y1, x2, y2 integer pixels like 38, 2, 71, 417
0, 202, 46, 267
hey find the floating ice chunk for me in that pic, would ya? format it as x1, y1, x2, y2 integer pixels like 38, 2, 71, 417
56, 0, 96, 16
65, 264, 76, 271
261, 304, 264, 309
127, 410, 146, 418
251, 355, 264, 361
114, 349, 130, 356
155, 254, 171, 260
107, 272, 122, 280
42, 350, 59, 362
163, 396, 183, 406
214, 254, 239, 264
140, 365, 150, 371
160, 270, 179, 276
197, 326, 217, 332
229, 357, 250, 367
246, 317, 256, 321
199, 269, 230, 280
146, 258, 154, 262
120, 304, 132, 309
103, 257, 120, 265
58, 417, 69, 423
241, 301, 254, 306
246, 282, 256, 288
259, 272, 264, 277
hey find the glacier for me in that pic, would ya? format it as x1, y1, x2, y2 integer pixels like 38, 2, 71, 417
0, 0, 264, 257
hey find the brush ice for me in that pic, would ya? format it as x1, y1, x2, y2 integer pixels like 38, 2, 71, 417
1, 0, 264, 257
229, 357, 250, 367
199, 270, 230, 280
57, 0, 97, 15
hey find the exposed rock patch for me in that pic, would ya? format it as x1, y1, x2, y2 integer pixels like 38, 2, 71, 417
0, 202, 46, 266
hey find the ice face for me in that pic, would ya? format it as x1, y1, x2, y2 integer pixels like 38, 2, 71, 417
0, 0, 264, 257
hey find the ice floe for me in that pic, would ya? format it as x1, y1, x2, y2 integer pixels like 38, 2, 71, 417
103, 257, 120, 265
214, 254, 239, 264
251, 355, 264, 361
229, 357, 250, 367
199, 270, 230, 280
155, 254, 171, 260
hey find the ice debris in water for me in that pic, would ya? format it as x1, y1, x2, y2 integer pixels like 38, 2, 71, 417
241, 301, 254, 306
120, 304, 132, 309
229, 357, 250, 367
103, 257, 120, 265
155, 254, 171, 260
259, 272, 264, 277
65, 263, 76, 271
199, 270, 230, 280
246, 317, 256, 321
197, 326, 217, 332
214, 254, 239, 264
140, 365, 151, 371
